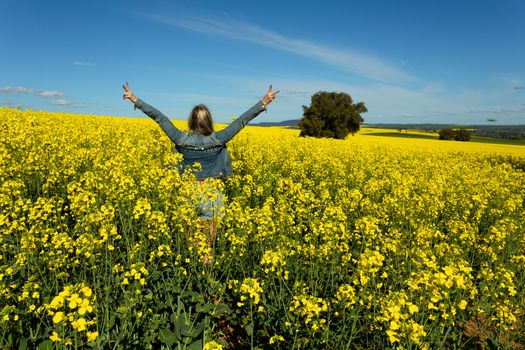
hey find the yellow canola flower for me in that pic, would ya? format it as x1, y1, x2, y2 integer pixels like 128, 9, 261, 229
239, 278, 263, 305
289, 295, 329, 331
458, 300, 468, 310
87, 331, 99, 342
72, 317, 88, 331
53, 311, 66, 324
269, 334, 285, 344
48, 295, 65, 310
50, 331, 61, 342
81, 286, 93, 297
407, 303, 419, 314
78, 299, 93, 315
203, 340, 223, 350
335, 284, 356, 308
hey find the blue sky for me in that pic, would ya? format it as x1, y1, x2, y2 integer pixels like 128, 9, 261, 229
1, 0, 524, 124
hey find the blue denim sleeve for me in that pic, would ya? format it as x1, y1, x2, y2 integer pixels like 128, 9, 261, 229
134, 99, 185, 144
215, 101, 266, 143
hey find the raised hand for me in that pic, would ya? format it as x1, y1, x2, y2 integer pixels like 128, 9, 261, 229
262, 85, 279, 106
122, 82, 138, 103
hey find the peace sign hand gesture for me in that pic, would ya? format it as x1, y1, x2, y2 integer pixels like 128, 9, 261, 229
122, 82, 138, 103
262, 85, 279, 106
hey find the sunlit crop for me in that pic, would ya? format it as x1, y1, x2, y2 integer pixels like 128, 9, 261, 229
1, 107, 524, 348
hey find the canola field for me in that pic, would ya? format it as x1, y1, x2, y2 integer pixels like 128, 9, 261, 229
1, 107, 524, 349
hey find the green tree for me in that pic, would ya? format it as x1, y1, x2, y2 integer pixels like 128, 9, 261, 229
438, 128, 471, 141
299, 91, 367, 139
454, 128, 471, 141
439, 129, 456, 140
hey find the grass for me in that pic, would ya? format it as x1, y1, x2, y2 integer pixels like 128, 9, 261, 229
360, 128, 525, 147
364, 132, 437, 141
469, 135, 525, 146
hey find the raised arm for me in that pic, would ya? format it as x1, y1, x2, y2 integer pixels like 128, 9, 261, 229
122, 82, 184, 144
215, 85, 279, 143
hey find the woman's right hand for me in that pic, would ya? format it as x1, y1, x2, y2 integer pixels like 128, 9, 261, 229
262, 85, 279, 106
122, 82, 138, 103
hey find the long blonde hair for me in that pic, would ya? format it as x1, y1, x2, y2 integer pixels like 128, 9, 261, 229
188, 104, 214, 136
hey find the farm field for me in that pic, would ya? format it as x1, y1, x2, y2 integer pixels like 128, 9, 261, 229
357, 128, 525, 153
1, 107, 524, 349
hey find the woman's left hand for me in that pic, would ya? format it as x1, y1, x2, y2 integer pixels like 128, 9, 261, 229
122, 82, 138, 103
262, 85, 279, 106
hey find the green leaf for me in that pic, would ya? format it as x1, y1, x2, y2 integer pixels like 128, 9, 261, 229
149, 270, 161, 282
38, 340, 53, 350
173, 315, 182, 339
108, 315, 116, 329
196, 303, 232, 315
177, 318, 189, 338
245, 324, 253, 336
177, 299, 185, 313
212, 304, 231, 315
187, 324, 205, 338
196, 303, 215, 313
256, 329, 267, 337
18, 338, 28, 350
183, 291, 204, 303
159, 328, 177, 348
186, 339, 203, 350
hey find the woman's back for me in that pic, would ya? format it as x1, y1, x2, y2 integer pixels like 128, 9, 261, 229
173, 132, 233, 179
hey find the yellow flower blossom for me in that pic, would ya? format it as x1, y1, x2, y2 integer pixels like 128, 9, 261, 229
50, 331, 61, 342
203, 340, 223, 350
239, 278, 263, 305
86, 331, 99, 342
77, 318, 88, 331
53, 311, 66, 324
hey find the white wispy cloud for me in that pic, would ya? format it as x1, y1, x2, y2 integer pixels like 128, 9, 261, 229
1, 86, 64, 98
144, 14, 414, 83
74, 61, 95, 67
467, 106, 525, 114
283, 89, 311, 97
0, 86, 34, 94
37, 90, 64, 98
48, 99, 89, 108
0, 85, 87, 108
50, 99, 70, 106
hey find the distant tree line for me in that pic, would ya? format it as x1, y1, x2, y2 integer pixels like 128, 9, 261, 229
473, 128, 525, 140
439, 128, 471, 141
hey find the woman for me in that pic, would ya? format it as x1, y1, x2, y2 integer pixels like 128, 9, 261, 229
122, 83, 278, 262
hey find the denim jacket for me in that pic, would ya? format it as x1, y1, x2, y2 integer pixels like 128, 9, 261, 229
134, 99, 267, 180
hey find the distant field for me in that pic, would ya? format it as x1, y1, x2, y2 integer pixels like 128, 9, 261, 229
351, 127, 525, 156
359, 128, 525, 146
362, 123, 525, 141
230, 125, 525, 156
